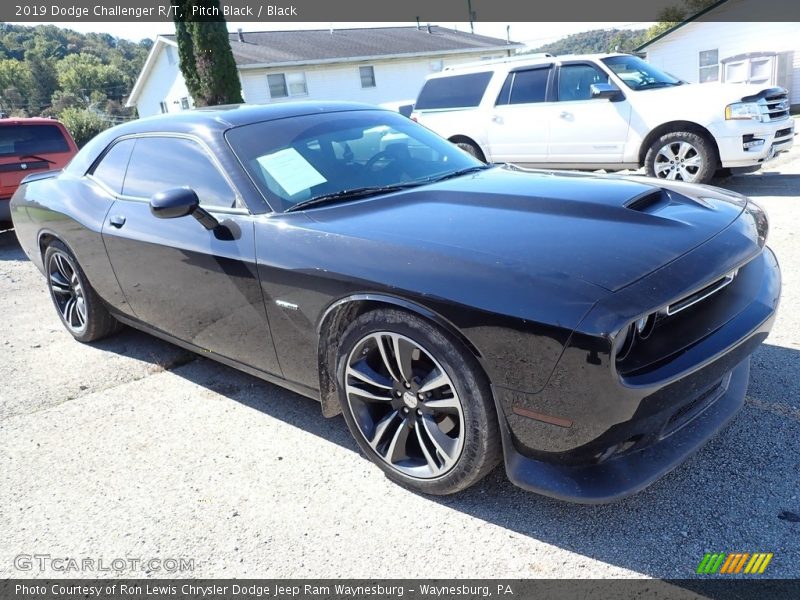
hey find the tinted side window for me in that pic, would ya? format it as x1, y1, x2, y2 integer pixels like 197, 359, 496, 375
123, 137, 236, 208
414, 72, 493, 109
91, 139, 135, 194
509, 68, 550, 105
0, 125, 70, 157
558, 64, 609, 101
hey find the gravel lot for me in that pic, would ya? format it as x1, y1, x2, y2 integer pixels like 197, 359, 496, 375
1, 148, 799, 580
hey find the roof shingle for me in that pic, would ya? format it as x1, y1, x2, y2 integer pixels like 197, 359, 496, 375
164, 26, 518, 66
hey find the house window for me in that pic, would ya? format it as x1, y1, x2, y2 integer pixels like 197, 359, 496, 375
267, 72, 307, 98
699, 49, 719, 83
359, 66, 376, 88
165, 45, 177, 66
159, 101, 168, 114
180, 97, 190, 110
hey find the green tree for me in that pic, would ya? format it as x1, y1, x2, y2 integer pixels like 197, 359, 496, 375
171, 0, 243, 106
56, 53, 126, 102
59, 107, 112, 147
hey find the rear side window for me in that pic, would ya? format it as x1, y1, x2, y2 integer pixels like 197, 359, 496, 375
507, 68, 551, 105
414, 72, 493, 110
122, 137, 236, 208
0, 125, 70, 158
91, 139, 135, 194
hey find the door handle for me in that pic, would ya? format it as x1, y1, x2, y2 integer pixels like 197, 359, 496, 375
492, 115, 503, 124
108, 215, 126, 228
559, 111, 572, 119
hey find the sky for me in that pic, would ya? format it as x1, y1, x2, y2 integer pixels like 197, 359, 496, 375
8, 21, 653, 49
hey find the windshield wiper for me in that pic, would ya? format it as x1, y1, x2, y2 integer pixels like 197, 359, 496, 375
19, 154, 56, 164
422, 164, 493, 184
637, 81, 683, 90
284, 182, 424, 213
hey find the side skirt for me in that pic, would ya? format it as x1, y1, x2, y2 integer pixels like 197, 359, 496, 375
112, 312, 322, 403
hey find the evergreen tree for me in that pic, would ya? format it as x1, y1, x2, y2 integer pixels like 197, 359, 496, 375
171, 0, 243, 107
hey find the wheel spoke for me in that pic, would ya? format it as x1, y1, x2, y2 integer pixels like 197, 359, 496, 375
75, 298, 87, 326
346, 384, 393, 403
684, 155, 702, 168
423, 396, 460, 411
346, 360, 393, 390
390, 334, 415, 383
414, 420, 441, 475
657, 146, 677, 163
384, 418, 410, 464
374, 334, 401, 383
54, 254, 73, 280
420, 415, 458, 469
369, 410, 399, 450
49, 272, 71, 294
666, 168, 679, 180
417, 369, 450, 394
677, 142, 694, 159
63, 296, 76, 326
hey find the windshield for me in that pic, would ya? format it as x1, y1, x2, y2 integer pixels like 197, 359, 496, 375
0, 124, 70, 158
226, 109, 482, 212
601, 55, 682, 91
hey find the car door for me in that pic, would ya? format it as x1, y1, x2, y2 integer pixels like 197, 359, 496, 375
100, 134, 281, 376
486, 65, 554, 164
547, 62, 632, 164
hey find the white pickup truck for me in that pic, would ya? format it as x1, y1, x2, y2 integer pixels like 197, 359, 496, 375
410, 53, 795, 183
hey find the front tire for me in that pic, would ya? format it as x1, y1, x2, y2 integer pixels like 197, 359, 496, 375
454, 140, 485, 162
336, 309, 501, 495
644, 131, 716, 184
44, 240, 120, 342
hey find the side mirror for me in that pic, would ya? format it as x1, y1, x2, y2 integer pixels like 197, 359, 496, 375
149, 187, 219, 231
590, 83, 623, 101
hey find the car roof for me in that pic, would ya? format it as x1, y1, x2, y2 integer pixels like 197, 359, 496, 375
109, 101, 384, 137
429, 53, 628, 78
0, 117, 67, 126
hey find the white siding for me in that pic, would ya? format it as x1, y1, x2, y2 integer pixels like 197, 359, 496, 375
134, 43, 194, 117
239, 53, 505, 107
643, 3, 799, 105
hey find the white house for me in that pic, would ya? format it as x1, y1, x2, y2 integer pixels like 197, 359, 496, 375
637, 0, 800, 109
126, 26, 521, 117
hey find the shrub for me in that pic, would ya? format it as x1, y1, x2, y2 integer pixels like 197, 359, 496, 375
59, 107, 111, 147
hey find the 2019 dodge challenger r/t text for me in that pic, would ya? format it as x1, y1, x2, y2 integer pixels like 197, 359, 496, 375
10, 103, 780, 502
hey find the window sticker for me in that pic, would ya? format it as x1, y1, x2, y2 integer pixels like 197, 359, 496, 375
256, 147, 327, 196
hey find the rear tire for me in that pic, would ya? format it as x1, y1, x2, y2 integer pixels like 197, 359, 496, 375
44, 240, 120, 342
336, 308, 501, 495
644, 131, 716, 184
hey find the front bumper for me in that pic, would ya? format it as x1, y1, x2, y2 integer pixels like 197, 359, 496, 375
713, 118, 794, 168
495, 243, 780, 503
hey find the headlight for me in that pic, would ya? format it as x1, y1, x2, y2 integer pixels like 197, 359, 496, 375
746, 199, 769, 247
725, 102, 762, 121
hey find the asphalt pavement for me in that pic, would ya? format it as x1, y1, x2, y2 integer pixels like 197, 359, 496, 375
1, 149, 798, 579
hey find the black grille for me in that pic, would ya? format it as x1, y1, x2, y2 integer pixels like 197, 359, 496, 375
764, 92, 790, 121
775, 127, 793, 139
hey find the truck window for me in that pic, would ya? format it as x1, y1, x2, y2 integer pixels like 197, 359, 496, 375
508, 68, 551, 105
415, 72, 493, 110
557, 64, 609, 101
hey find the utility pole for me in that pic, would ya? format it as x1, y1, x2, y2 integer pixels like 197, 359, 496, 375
467, 0, 475, 34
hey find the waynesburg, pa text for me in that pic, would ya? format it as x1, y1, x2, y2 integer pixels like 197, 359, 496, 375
15, 583, 516, 598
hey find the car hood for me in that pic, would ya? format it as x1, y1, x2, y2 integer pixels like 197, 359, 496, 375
635, 82, 777, 105
305, 167, 748, 292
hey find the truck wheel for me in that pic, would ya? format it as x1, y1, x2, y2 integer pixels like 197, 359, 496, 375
453, 141, 486, 162
645, 131, 716, 184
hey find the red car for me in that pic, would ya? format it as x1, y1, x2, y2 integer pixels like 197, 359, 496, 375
0, 118, 78, 226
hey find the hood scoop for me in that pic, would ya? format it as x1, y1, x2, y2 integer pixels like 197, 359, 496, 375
625, 189, 668, 213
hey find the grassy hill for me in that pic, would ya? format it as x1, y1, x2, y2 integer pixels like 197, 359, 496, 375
524, 28, 647, 56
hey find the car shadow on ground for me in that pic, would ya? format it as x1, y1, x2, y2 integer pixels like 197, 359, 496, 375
714, 173, 800, 198
90, 324, 800, 579
0, 228, 22, 258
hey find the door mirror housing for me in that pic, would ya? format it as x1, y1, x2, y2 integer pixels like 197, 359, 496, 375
149, 187, 219, 230
150, 187, 199, 219
590, 83, 623, 101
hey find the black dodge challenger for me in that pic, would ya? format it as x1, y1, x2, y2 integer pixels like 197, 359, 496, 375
11, 103, 780, 502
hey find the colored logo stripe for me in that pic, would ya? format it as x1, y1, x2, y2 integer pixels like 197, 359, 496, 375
697, 553, 773, 574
